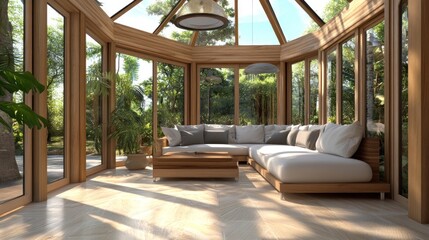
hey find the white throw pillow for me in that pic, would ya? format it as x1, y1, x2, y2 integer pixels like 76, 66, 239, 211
236, 125, 264, 144
264, 125, 287, 143
316, 122, 363, 158
161, 127, 181, 146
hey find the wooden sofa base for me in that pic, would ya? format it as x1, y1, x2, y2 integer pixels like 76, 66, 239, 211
248, 158, 391, 200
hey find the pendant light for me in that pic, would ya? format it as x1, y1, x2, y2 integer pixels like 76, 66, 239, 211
244, 63, 279, 74
174, 0, 228, 31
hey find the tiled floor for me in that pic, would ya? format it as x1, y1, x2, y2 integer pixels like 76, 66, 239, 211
0, 165, 428, 239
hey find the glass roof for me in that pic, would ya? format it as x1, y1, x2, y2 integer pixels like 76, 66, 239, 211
96, 0, 352, 46
270, 0, 319, 42
238, 0, 278, 45
97, 0, 133, 17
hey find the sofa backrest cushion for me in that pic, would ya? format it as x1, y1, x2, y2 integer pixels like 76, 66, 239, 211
236, 125, 264, 143
180, 129, 204, 145
295, 129, 320, 150
204, 130, 229, 144
316, 121, 363, 158
266, 130, 290, 144
286, 125, 300, 145
161, 127, 181, 146
264, 125, 288, 143
205, 124, 237, 143
177, 124, 205, 132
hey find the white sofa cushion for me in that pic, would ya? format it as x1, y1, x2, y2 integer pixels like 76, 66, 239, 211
236, 125, 264, 144
163, 144, 249, 156
161, 127, 181, 146
250, 145, 313, 169
316, 122, 363, 158
266, 152, 372, 183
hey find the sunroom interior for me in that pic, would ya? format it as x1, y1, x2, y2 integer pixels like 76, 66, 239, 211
1, 0, 429, 238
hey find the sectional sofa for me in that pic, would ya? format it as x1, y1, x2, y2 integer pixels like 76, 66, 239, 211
155, 123, 391, 199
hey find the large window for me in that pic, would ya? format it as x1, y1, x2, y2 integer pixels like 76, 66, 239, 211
47, 5, 66, 184
239, 70, 277, 125
309, 59, 319, 124
291, 61, 305, 124
327, 50, 337, 123
85, 34, 104, 170
365, 21, 385, 179
341, 37, 356, 124
0, 0, 25, 204
200, 68, 234, 124
399, 2, 408, 198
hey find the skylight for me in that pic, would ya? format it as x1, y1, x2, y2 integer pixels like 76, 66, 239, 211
97, 0, 133, 17
271, 0, 319, 42
305, 0, 349, 23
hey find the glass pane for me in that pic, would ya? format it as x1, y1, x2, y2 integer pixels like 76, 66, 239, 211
200, 68, 235, 124
47, 5, 66, 183
341, 37, 356, 124
158, 22, 192, 44
239, 69, 277, 124
365, 21, 385, 180
115, 53, 153, 159
291, 61, 305, 124
327, 50, 337, 123
86, 35, 104, 169
238, 0, 279, 45
304, 0, 349, 23
157, 62, 185, 135
196, 0, 235, 46
270, 0, 318, 41
0, 0, 25, 204
399, 3, 408, 198
96, 0, 133, 17
115, 0, 179, 34
309, 59, 319, 124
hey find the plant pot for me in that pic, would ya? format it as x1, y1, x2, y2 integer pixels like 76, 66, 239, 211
125, 153, 149, 170
140, 145, 153, 155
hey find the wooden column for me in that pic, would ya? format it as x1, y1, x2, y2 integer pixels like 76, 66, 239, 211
106, 42, 116, 169
69, 12, 86, 183
408, 0, 429, 224
32, 0, 48, 202
286, 63, 292, 124
190, 62, 198, 124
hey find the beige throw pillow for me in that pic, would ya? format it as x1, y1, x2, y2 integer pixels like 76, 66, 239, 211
295, 130, 320, 150
316, 122, 363, 158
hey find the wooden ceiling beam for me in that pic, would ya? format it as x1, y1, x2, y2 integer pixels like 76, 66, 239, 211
295, 0, 325, 27
190, 31, 199, 46
153, 0, 187, 35
259, 0, 286, 44
111, 0, 142, 21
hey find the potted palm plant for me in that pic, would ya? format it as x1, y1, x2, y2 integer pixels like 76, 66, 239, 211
110, 84, 150, 170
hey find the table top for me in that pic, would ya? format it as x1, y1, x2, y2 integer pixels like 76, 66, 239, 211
154, 152, 233, 160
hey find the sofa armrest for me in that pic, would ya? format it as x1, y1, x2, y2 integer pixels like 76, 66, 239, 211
153, 137, 168, 157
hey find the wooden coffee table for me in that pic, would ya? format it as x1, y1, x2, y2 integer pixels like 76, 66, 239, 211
152, 152, 239, 181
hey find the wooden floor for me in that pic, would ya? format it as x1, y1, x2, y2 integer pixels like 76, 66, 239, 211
0, 166, 428, 240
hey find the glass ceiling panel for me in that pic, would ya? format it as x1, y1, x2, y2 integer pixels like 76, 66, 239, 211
97, 0, 133, 17
305, 0, 349, 23
115, 0, 179, 34
238, 0, 279, 45
196, 0, 235, 46
270, 0, 318, 42
159, 22, 192, 44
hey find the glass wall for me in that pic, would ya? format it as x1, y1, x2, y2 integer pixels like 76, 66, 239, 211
85, 35, 104, 169
239, 70, 277, 125
341, 37, 356, 124
291, 61, 305, 124
0, 0, 25, 204
309, 59, 319, 124
47, 5, 65, 183
157, 62, 185, 134
114, 53, 153, 158
200, 68, 234, 124
327, 50, 337, 123
399, 2, 408, 198
365, 21, 385, 179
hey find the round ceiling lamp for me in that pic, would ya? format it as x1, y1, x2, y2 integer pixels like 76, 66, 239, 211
244, 63, 279, 74
174, 0, 228, 31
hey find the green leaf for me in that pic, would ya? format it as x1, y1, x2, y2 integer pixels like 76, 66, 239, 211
0, 101, 48, 130
0, 70, 45, 94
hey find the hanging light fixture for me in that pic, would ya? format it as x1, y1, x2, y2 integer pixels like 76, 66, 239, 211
244, 63, 279, 74
174, 0, 228, 31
